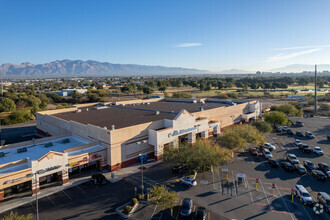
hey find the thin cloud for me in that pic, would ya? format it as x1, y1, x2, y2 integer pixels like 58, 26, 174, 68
273, 44, 330, 50
175, 43, 202, 48
267, 48, 322, 62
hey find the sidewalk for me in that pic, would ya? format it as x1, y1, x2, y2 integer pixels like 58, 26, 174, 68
0, 159, 162, 214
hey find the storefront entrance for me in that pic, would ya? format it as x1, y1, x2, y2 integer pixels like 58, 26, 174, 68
39, 171, 62, 189
68, 160, 100, 177
3, 181, 32, 198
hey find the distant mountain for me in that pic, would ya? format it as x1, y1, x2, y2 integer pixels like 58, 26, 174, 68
0, 60, 211, 78
219, 69, 251, 74
269, 64, 330, 73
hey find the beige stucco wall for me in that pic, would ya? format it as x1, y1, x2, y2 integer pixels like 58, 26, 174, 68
0, 168, 32, 190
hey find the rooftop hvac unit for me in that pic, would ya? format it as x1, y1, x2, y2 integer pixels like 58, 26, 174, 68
86, 108, 89, 111
76, 109, 82, 113
111, 125, 115, 130
199, 107, 204, 111
44, 142, 53, 148
0, 152, 4, 157
60, 138, 70, 144
155, 111, 160, 115
17, 147, 27, 153
147, 102, 150, 105
192, 100, 197, 103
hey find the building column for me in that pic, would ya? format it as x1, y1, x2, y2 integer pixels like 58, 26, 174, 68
154, 145, 164, 161
32, 176, 40, 195
0, 190, 4, 200
201, 130, 208, 139
213, 126, 220, 137
188, 131, 196, 145
61, 170, 69, 185
173, 137, 179, 148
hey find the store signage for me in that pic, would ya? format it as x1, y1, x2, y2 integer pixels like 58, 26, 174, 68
168, 127, 197, 138
89, 154, 101, 161
37, 165, 61, 174
209, 124, 218, 128
3, 176, 26, 185
68, 157, 88, 167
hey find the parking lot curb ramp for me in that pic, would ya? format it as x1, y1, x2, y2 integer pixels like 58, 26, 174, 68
0, 160, 163, 215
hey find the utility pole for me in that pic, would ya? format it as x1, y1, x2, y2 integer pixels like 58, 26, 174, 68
314, 65, 317, 116
1, 73, 3, 97
35, 173, 39, 220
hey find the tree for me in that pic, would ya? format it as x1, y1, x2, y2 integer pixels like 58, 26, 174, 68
3, 110, 34, 125
252, 119, 272, 133
271, 104, 303, 116
1, 211, 33, 220
149, 185, 179, 216
0, 97, 16, 113
142, 86, 154, 94
218, 124, 265, 151
264, 111, 289, 127
163, 139, 233, 170
158, 86, 167, 93
217, 80, 224, 89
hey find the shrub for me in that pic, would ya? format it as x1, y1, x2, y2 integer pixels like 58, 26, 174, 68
123, 205, 132, 214
171, 92, 192, 98
3, 110, 34, 125
227, 93, 238, 99
0, 97, 16, 113
131, 198, 138, 206
218, 93, 229, 99
319, 103, 330, 111
136, 193, 143, 200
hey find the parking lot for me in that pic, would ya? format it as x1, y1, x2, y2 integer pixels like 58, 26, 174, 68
1, 117, 329, 220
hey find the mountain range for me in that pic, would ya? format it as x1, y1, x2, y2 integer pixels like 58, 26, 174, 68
1, 60, 329, 78
0, 60, 210, 78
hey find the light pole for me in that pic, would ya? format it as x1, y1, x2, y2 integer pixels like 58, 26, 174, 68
137, 140, 147, 198
26, 172, 40, 220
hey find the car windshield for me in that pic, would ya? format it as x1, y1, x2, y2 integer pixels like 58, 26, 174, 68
314, 147, 320, 150
302, 193, 310, 197
182, 202, 190, 209
265, 152, 270, 155
290, 156, 296, 159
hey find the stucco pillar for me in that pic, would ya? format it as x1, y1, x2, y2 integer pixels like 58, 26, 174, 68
154, 145, 164, 161
188, 131, 196, 144
173, 137, 179, 148
61, 170, 69, 185
213, 126, 220, 137
0, 190, 4, 200
201, 130, 208, 139
32, 176, 40, 195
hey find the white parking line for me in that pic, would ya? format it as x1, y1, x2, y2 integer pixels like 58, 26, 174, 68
217, 168, 222, 192
62, 190, 72, 200
245, 176, 254, 203
30, 202, 36, 212
47, 195, 56, 207
275, 186, 294, 220
259, 179, 272, 211
76, 185, 86, 194
299, 200, 312, 220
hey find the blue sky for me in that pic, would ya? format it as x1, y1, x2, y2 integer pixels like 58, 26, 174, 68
0, 0, 329, 72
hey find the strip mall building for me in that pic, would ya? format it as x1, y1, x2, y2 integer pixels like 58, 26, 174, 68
0, 98, 261, 200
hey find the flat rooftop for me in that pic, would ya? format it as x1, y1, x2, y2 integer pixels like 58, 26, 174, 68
53, 99, 253, 130
0, 136, 88, 165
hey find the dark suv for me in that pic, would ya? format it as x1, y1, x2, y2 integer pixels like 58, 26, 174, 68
299, 144, 312, 153
317, 192, 330, 213
296, 121, 304, 127
172, 164, 188, 174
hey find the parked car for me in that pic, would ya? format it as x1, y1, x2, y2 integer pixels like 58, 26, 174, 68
180, 198, 193, 217
296, 131, 304, 137
249, 147, 260, 156
172, 164, 188, 174
263, 149, 273, 159
318, 162, 330, 178
299, 144, 312, 153
317, 192, 330, 213
311, 170, 327, 181
305, 131, 315, 139
294, 164, 307, 175
287, 129, 294, 135
180, 177, 197, 187
195, 207, 207, 220
281, 161, 294, 172
268, 159, 279, 168
285, 153, 300, 165
294, 185, 314, 206
91, 174, 107, 185
296, 121, 304, 127
283, 125, 289, 131
311, 146, 324, 156
294, 139, 302, 147
276, 127, 282, 133
263, 143, 276, 151
303, 160, 316, 172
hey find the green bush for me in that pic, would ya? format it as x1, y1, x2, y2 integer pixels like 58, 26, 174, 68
131, 198, 138, 206
3, 110, 34, 125
171, 92, 192, 98
319, 103, 330, 111
0, 97, 16, 113
227, 93, 238, 99
123, 205, 132, 214
218, 93, 229, 99
136, 193, 143, 200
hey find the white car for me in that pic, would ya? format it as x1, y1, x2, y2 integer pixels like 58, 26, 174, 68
294, 185, 314, 206
285, 153, 300, 165
294, 139, 301, 147
179, 177, 197, 187
263, 149, 273, 159
311, 146, 324, 156
264, 143, 276, 151
283, 126, 288, 131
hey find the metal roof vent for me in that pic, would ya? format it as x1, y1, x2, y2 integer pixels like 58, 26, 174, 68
76, 109, 82, 113
17, 147, 27, 153
104, 127, 107, 129
147, 102, 150, 105
199, 107, 204, 111
192, 100, 197, 103
155, 111, 160, 115
111, 125, 115, 130
86, 108, 89, 111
